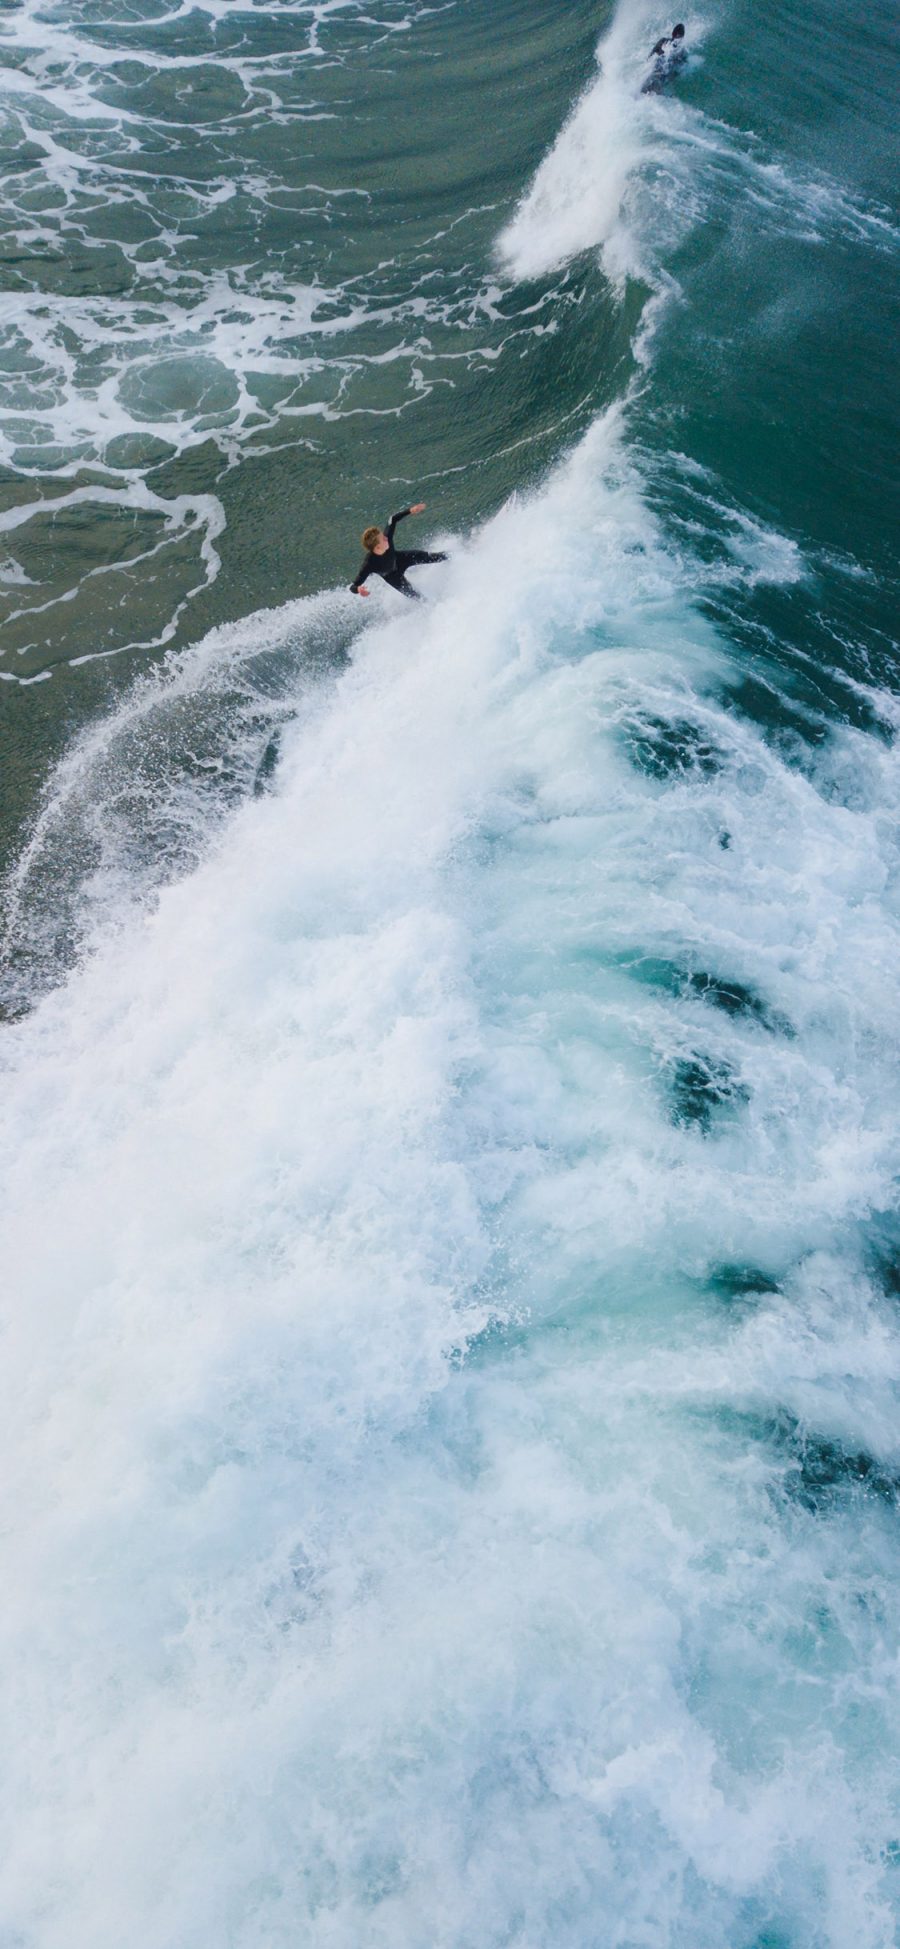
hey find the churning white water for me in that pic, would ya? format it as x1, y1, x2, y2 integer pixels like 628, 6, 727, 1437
2, 407, 900, 1946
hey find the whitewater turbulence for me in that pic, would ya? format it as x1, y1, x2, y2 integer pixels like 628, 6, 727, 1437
2, 405, 900, 1946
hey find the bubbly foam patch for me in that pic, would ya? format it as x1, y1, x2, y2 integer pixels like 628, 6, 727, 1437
2, 411, 899, 1945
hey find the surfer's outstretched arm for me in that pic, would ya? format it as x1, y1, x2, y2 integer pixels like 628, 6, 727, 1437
385, 500, 426, 542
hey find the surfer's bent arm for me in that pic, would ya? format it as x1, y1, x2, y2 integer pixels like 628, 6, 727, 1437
385, 500, 426, 541
350, 556, 372, 595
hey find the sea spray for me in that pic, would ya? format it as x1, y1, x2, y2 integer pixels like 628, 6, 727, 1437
2, 413, 899, 1944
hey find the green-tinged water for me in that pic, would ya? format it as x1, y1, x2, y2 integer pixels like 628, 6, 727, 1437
0, 2, 898, 1944
1, 0, 626, 861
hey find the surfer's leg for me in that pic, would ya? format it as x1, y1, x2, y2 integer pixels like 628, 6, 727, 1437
396, 549, 447, 570
389, 549, 446, 596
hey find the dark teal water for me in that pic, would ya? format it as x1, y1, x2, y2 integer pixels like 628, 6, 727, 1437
1, 3, 898, 1944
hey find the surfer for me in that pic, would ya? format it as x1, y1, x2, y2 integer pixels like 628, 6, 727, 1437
641, 21, 686, 92
350, 503, 447, 600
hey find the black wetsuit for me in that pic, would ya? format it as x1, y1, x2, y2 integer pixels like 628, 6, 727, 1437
350, 507, 446, 600
641, 29, 686, 92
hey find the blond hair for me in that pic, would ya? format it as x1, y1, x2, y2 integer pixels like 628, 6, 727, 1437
362, 525, 382, 552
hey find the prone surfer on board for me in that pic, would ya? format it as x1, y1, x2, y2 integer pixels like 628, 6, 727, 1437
350, 503, 447, 600
641, 21, 686, 93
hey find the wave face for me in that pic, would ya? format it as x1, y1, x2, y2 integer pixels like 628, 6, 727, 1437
0, 0, 617, 697
1, 0, 899, 1944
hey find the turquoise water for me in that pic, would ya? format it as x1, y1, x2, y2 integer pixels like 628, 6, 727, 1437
1, 2, 899, 1944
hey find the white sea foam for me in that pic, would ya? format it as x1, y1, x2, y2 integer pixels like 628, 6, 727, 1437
498, 1, 706, 287
498, 2, 897, 291
2, 409, 899, 1946
499, 6, 648, 284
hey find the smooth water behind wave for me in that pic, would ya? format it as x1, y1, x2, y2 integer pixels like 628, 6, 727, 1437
0, 0, 609, 688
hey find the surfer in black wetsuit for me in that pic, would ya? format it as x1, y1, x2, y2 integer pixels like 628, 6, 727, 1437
350, 502, 447, 600
642, 21, 685, 92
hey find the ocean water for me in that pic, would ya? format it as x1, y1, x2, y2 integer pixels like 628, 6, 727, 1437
1, 1, 899, 1944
